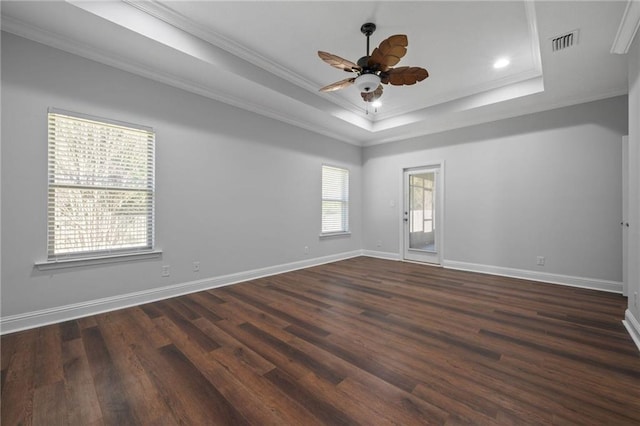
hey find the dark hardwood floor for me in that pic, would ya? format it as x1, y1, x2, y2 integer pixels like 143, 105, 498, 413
2, 257, 640, 425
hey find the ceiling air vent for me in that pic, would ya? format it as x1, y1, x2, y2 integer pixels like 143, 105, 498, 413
551, 30, 579, 52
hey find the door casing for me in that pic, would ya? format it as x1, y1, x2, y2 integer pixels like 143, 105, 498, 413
400, 162, 445, 265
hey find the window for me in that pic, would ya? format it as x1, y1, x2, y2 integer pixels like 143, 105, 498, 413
47, 109, 155, 260
409, 174, 435, 234
321, 165, 349, 234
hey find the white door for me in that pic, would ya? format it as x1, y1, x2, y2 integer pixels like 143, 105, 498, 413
403, 166, 442, 264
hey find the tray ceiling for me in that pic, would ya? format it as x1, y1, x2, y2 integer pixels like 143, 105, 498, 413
1, 1, 630, 146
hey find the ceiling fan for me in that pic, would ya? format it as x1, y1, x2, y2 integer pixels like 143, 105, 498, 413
318, 23, 429, 105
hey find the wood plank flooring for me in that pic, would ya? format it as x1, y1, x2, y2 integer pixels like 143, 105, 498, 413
2, 257, 640, 425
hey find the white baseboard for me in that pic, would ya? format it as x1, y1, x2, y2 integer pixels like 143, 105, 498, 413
623, 309, 640, 353
0, 250, 361, 335
361, 250, 402, 261
441, 260, 623, 294
1, 251, 626, 335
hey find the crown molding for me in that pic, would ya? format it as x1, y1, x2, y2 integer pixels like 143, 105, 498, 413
525, 0, 543, 74
611, 0, 640, 54
362, 87, 627, 147
374, 67, 543, 122
366, 0, 543, 122
123, 1, 544, 127
123, 0, 366, 118
1, 15, 361, 146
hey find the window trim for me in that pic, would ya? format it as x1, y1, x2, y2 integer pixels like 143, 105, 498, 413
320, 164, 350, 236
44, 108, 156, 263
35, 250, 163, 271
318, 231, 352, 239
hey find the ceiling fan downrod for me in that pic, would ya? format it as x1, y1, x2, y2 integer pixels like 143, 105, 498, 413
358, 22, 377, 70
361, 22, 376, 56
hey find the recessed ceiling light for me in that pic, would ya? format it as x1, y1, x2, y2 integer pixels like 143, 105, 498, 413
493, 57, 510, 69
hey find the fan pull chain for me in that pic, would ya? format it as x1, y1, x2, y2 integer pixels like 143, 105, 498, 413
363, 101, 379, 115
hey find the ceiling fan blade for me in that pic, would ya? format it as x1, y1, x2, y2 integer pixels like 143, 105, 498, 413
381, 66, 429, 85
319, 77, 356, 92
318, 51, 361, 72
361, 84, 383, 102
368, 34, 408, 71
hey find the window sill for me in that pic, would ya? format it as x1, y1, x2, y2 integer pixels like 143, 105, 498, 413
319, 231, 351, 239
35, 250, 163, 271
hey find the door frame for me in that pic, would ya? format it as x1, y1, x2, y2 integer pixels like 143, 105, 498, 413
623, 135, 629, 297
399, 161, 445, 265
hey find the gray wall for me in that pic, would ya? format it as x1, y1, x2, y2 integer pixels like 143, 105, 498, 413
0, 31, 631, 326
363, 96, 627, 283
1, 33, 362, 318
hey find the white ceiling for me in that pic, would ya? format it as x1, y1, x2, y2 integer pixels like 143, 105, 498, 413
1, 1, 632, 146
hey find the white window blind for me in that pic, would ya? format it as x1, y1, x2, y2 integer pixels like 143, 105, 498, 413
47, 109, 155, 260
321, 165, 349, 234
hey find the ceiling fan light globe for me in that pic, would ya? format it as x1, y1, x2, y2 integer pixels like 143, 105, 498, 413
355, 73, 381, 93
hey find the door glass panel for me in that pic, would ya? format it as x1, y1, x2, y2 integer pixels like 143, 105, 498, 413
409, 171, 436, 252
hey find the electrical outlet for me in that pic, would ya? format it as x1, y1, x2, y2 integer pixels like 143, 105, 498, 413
193, 261, 200, 272
161, 265, 170, 277
377, 240, 382, 247
304, 246, 309, 254
536, 256, 545, 266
